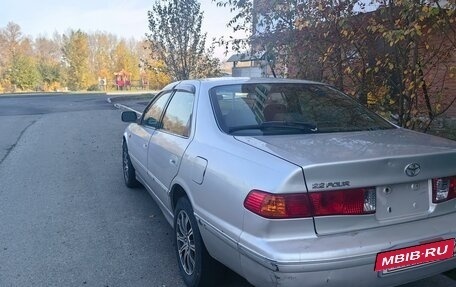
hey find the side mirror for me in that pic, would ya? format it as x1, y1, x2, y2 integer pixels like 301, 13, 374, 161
121, 111, 138, 123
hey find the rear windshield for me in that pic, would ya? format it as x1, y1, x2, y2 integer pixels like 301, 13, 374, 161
210, 83, 394, 135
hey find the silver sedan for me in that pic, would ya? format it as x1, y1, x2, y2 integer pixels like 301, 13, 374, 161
121, 78, 456, 287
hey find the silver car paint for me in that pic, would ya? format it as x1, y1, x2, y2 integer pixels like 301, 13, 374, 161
127, 124, 152, 179
235, 129, 456, 235
170, 80, 311, 277
124, 77, 456, 287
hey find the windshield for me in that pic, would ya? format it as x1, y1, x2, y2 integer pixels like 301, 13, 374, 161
210, 83, 394, 135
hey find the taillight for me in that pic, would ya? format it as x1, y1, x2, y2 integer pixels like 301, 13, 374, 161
309, 188, 376, 216
244, 188, 376, 219
243, 190, 312, 219
432, 176, 456, 203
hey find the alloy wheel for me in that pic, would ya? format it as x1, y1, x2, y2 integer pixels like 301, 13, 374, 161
176, 210, 196, 275
123, 146, 129, 181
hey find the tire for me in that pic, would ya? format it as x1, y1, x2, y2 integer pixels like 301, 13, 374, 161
122, 140, 139, 188
174, 197, 219, 287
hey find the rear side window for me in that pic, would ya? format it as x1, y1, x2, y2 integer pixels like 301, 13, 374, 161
162, 91, 195, 137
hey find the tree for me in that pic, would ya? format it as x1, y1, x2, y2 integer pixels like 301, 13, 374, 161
215, 0, 456, 131
0, 24, 155, 92
35, 36, 64, 90
0, 23, 23, 89
0, 22, 24, 60
138, 40, 172, 90
147, 0, 219, 80
113, 39, 139, 80
359, 0, 456, 129
193, 44, 223, 78
62, 30, 92, 90
213, 0, 253, 53
7, 54, 40, 91
88, 32, 118, 83
0, 22, 40, 92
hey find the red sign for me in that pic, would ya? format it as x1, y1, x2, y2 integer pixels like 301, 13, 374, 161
375, 238, 455, 272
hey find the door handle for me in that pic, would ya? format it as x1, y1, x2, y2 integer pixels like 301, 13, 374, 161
169, 159, 177, 165
143, 143, 148, 148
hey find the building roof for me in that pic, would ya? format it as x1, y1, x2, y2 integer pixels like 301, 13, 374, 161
226, 52, 265, 62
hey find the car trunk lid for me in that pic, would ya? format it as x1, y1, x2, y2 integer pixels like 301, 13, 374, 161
235, 128, 456, 235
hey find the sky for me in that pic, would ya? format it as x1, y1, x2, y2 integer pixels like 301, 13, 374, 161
0, 0, 239, 60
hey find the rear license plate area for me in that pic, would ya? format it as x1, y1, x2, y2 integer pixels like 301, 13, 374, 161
376, 181, 429, 221
375, 238, 455, 274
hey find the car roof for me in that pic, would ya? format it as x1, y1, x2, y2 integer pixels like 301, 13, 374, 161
171, 77, 327, 89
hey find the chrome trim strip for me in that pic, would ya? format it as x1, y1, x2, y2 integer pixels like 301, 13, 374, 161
130, 154, 144, 169
130, 153, 169, 193
147, 170, 168, 192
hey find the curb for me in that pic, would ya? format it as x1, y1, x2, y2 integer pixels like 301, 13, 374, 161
0, 92, 105, 98
106, 90, 158, 96
107, 93, 147, 116
113, 103, 142, 116
106, 94, 155, 105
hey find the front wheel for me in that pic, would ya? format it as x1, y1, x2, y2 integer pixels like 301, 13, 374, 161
174, 197, 219, 287
122, 141, 139, 188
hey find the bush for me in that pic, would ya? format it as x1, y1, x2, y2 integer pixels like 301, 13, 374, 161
0, 79, 13, 93
87, 84, 101, 91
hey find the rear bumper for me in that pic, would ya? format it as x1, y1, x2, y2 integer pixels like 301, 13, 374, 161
240, 253, 456, 287
238, 212, 456, 287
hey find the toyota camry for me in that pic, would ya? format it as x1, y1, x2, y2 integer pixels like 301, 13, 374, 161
121, 78, 456, 287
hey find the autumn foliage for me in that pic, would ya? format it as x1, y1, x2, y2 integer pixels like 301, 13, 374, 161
215, 0, 456, 131
146, 0, 222, 80
0, 22, 172, 93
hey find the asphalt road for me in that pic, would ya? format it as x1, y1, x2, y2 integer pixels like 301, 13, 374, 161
0, 93, 455, 287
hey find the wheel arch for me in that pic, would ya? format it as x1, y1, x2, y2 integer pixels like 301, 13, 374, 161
170, 183, 191, 213
122, 132, 129, 146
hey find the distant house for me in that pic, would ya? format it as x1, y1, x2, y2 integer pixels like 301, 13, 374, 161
226, 53, 271, 77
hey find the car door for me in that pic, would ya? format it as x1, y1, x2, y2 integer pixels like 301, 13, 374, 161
129, 91, 172, 183
147, 87, 195, 210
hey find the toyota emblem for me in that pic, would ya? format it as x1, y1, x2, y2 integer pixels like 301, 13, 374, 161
404, 163, 421, 177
